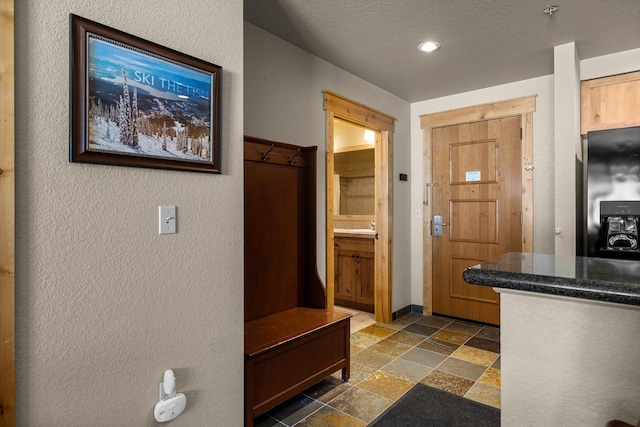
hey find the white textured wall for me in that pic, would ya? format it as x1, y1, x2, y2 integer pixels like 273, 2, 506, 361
581, 47, 640, 80
14, 1, 244, 425
500, 290, 640, 426
244, 23, 413, 312
553, 42, 581, 258
410, 76, 556, 305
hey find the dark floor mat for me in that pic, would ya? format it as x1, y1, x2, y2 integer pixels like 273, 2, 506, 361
369, 383, 500, 427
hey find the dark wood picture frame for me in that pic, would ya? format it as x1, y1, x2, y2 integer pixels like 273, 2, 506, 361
69, 14, 222, 173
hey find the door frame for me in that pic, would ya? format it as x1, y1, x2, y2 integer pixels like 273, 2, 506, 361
420, 95, 536, 315
324, 91, 394, 323
1, 0, 15, 424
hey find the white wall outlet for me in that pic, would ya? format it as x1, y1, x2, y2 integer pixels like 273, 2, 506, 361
159, 206, 176, 234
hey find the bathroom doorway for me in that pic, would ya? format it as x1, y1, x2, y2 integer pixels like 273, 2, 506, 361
323, 91, 394, 323
333, 119, 376, 314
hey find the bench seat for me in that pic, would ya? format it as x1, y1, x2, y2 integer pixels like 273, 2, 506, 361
244, 307, 351, 425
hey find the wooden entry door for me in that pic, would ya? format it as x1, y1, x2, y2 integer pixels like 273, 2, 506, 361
432, 117, 522, 325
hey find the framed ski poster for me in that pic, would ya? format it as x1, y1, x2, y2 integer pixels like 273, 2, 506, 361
69, 14, 222, 173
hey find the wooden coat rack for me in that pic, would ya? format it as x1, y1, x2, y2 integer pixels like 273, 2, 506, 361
243, 136, 351, 426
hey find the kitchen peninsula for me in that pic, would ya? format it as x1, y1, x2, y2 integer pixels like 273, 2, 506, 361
463, 253, 640, 427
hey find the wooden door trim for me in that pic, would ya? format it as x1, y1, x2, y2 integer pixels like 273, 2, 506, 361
324, 91, 395, 132
1, 0, 15, 424
324, 91, 394, 323
420, 95, 536, 315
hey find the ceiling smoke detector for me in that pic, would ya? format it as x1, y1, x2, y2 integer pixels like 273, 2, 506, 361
543, 6, 559, 16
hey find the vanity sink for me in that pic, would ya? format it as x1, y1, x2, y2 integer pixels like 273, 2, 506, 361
334, 228, 375, 238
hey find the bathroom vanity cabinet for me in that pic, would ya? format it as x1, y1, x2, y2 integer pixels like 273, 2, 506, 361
334, 236, 374, 312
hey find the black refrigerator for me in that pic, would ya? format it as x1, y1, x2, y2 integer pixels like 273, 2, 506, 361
582, 125, 640, 260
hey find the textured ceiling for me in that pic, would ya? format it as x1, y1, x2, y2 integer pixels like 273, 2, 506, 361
245, 0, 640, 102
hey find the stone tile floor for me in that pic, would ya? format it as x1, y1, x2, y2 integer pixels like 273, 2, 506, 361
255, 311, 500, 427
335, 306, 377, 334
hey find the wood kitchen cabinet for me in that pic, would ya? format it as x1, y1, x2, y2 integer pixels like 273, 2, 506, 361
334, 237, 374, 312
581, 70, 640, 135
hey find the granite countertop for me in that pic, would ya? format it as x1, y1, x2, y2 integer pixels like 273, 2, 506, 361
463, 252, 640, 306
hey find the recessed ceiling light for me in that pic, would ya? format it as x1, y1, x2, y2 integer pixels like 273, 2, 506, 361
418, 41, 440, 53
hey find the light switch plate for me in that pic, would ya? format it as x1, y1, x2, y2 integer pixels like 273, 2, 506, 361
159, 206, 176, 234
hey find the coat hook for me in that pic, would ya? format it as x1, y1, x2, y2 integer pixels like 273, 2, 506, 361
288, 148, 300, 165
261, 144, 274, 161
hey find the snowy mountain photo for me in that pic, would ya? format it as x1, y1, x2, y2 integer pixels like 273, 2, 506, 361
86, 35, 216, 164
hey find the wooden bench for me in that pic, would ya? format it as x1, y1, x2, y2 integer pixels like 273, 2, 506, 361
244, 136, 351, 427
244, 308, 350, 424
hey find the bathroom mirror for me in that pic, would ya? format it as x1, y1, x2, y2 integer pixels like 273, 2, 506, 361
334, 148, 375, 216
